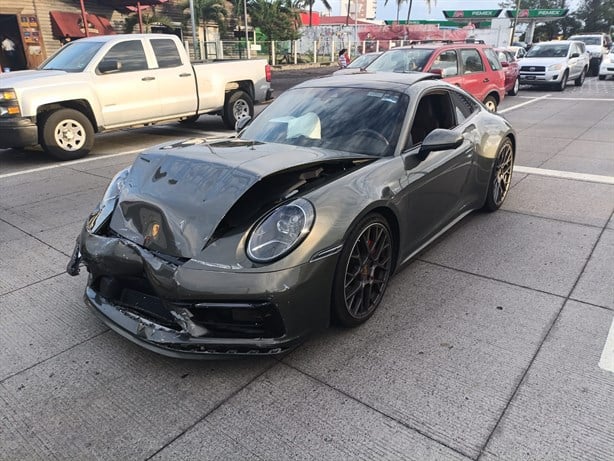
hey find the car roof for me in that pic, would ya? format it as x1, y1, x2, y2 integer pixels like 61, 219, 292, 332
394, 41, 491, 51
533, 40, 575, 45
292, 71, 440, 92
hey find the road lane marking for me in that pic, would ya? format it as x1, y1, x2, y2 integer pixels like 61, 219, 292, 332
599, 318, 614, 374
499, 94, 551, 114
542, 97, 614, 102
0, 149, 143, 180
513, 166, 614, 185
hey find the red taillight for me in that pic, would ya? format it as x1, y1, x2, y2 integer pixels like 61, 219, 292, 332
265, 64, 272, 82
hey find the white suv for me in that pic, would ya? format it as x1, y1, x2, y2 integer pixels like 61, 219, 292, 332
599, 46, 614, 80
518, 40, 590, 91
568, 33, 612, 76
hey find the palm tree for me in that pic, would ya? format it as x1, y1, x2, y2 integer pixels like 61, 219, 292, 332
300, 0, 331, 27
405, 0, 436, 23
180, 0, 228, 58
383, 0, 406, 24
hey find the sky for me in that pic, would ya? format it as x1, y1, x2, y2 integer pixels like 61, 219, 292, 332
320, 0, 582, 22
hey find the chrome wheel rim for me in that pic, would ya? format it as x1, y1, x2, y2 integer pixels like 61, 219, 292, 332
233, 99, 250, 121
344, 222, 392, 319
54, 119, 86, 152
492, 143, 513, 206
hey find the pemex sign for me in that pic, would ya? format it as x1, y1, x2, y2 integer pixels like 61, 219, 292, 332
506, 9, 568, 19
443, 10, 502, 19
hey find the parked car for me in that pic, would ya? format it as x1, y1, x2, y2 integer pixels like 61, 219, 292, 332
333, 52, 382, 75
508, 45, 527, 60
496, 48, 520, 96
0, 34, 272, 160
67, 72, 516, 357
568, 33, 612, 76
598, 46, 614, 80
362, 41, 506, 111
518, 40, 589, 91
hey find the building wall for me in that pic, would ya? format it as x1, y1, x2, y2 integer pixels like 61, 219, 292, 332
340, 0, 377, 20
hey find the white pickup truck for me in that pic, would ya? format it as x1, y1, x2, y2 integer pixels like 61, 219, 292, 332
0, 34, 272, 160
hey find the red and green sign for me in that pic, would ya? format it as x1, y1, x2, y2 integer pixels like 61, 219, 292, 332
506, 8, 568, 19
442, 10, 502, 19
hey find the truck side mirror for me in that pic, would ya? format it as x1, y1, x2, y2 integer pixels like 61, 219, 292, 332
98, 59, 120, 74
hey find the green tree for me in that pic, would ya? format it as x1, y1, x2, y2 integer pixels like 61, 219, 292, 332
575, 0, 614, 32
248, 0, 300, 40
123, 6, 173, 33
181, 0, 229, 58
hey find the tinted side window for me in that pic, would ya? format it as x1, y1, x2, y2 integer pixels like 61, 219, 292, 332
461, 49, 484, 74
151, 39, 182, 68
407, 92, 455, 147
430, 50, 458, 77
101, 40, 148, 72
450, 90, 478, 124
483, 48, 502, 71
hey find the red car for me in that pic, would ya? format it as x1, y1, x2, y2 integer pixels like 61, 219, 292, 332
365, 40, 506, 111
496, 48, 520, 96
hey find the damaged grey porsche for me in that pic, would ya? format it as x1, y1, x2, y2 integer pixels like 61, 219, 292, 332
67, 72, 516, 358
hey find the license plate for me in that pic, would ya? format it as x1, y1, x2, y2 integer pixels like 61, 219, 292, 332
524, 75, 536, 80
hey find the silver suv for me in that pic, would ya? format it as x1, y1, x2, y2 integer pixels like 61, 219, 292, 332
518, 40, 589, 91
568, 33, 612, 76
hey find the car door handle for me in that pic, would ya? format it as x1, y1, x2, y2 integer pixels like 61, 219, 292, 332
482, 78, 490, 83
142, 76, 155, 81
179, 73, 192, 77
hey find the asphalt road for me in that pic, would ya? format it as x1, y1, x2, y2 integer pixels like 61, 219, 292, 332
1, 73, 613, 460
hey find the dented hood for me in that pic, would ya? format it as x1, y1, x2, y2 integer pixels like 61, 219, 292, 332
109, 138, 366, 259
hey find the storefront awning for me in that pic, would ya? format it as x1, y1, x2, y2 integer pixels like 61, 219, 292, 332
49, 11, 115, 39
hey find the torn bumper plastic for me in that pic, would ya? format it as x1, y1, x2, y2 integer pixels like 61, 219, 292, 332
70, 229, 337, 358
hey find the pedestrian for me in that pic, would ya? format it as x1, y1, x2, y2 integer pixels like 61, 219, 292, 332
60, 34, 72, 46
1, 35, 16, 69
338, 48, 350, 69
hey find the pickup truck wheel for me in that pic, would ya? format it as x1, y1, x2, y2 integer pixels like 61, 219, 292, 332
574, 68, 586, 86
556, 71, 568, 92
222, 90, 253, 129
41, 109, 94, 160
483, 95, 498, 112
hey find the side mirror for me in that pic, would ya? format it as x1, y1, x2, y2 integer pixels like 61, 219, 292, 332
570, 52, 580, 58
235, 115, 252, 132
405, 129, 464, 168
98, 59, 120, 74
501, 61, 510, 67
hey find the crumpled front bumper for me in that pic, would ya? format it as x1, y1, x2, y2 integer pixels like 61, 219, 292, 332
70, 228, 337, 358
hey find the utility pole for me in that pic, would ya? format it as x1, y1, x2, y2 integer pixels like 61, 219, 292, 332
509, 0, 521, 46
244, 0, 250, 58
189, 0, 199, 59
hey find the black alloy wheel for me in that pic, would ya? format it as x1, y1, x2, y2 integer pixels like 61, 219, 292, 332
332, 214, 393, 327
483, 138, 514, 212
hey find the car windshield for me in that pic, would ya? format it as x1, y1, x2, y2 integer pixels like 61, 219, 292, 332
347, 53, 381, 69
367, 48, 433, 72
526, 44, 569, 58
240, 87, 409, 157
570, 36, 601, 45
39, 41, 104, 72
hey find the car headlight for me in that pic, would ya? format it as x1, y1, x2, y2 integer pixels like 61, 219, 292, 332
86, 167, 130, 233
0, 89, 20, 117
547, 63, 563, 71
0, 89, 17, 101
247, 197, 315, 263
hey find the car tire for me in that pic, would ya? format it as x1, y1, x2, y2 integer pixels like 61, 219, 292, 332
483, 95, 498, 112
574, 68, 586, 86
556, 71, 568, 92
331, 213, 394, 327
40, 108, 94, 161
222, 90, 253, 129
483, 138, 514, 212
599, 75, 606, 80
508, 78, 520, 96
